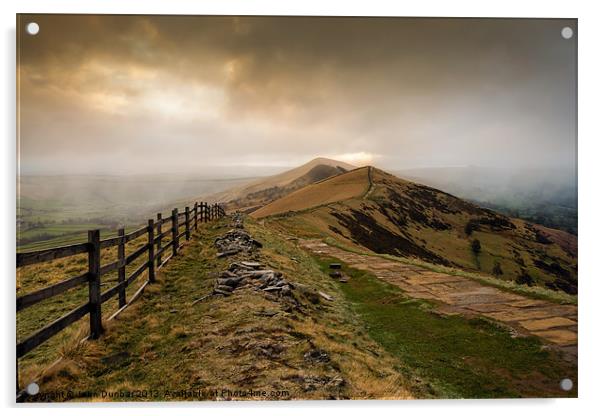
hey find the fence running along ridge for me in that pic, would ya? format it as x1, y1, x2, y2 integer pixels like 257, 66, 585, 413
16, 201, 226, 397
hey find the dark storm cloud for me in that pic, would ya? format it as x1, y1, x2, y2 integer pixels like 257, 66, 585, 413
17, 15, 576, 174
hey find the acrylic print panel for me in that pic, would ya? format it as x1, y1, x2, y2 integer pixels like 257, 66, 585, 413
16, 14, 577, 402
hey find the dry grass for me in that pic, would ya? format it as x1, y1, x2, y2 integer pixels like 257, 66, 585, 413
25, 218, 414, 402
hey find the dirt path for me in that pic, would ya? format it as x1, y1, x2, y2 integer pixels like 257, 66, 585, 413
301, 240, 577, 360
362, 166, 376, 200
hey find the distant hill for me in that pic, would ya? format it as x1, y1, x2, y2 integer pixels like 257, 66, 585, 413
208, 157, 356, 211
253, 167, 577, 295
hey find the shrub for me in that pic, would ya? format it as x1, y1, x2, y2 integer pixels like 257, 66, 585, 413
471, 239, 481, 254
465, 219, 479, 236
516, 269, 535, 286
492, 261, 503, 276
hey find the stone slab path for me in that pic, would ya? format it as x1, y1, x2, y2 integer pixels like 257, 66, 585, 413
301, 240, 577, 360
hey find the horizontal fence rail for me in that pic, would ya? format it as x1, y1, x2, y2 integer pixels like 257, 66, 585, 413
16, 202, 225, 399
17, 242, 90, 268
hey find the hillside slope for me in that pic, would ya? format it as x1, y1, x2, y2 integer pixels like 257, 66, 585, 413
251, 167, 369, 217
255, 167, 578, 295
208, 158, 356, 211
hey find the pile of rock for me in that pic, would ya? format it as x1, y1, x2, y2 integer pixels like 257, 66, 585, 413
214, 229, 263, 258
213, 261, 295, 298
211, 214, 295, 299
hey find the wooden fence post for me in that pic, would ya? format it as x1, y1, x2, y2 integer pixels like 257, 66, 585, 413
172, 208, 178, 257
117, 228, 126, 308
156, 213, 162, 267
185, 206, 191, 240
203, 202, 207, 222
194, 202, 198, 231
148, 219, 155, 283
87, 229, 103, 339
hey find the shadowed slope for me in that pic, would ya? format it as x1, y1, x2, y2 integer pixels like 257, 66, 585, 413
258, 167, 578, 295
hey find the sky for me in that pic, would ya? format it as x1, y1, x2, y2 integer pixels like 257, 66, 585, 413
18, 15, 577, 176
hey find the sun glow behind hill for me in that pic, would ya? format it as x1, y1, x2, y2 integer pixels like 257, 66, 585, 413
331, 152, 378, 167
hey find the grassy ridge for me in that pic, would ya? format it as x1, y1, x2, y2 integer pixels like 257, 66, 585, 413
24, 219, 415, 401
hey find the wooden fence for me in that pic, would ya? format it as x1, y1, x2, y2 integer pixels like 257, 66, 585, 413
16, 201, 225, 397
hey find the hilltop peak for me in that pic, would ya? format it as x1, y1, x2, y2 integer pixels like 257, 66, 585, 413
207, 156, 356, 207
303, 157, 357, 170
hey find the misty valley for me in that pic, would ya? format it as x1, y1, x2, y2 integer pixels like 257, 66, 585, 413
17, 174, 254, 250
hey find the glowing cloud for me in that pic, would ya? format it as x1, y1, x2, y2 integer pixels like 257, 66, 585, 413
332, 152, 379, 166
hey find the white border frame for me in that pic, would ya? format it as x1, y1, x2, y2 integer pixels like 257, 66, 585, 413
2, 1, 601, 415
